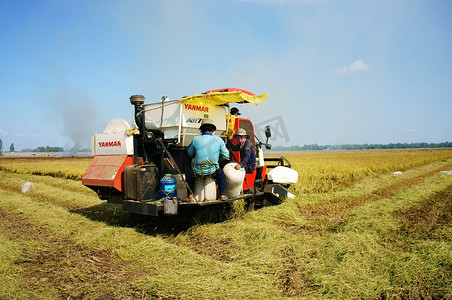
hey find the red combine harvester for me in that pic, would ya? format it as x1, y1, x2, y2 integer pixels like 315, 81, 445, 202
82, 88, 298, 216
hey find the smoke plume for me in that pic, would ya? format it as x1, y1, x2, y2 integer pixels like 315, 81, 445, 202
50, 92, 102, 152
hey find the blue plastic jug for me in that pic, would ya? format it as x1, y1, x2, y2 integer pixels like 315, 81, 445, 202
160, 174, 177, 199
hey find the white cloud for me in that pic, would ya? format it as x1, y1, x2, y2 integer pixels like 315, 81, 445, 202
0, 128, 7, 136
337, 59, 370, 74
15, 133, 26, 137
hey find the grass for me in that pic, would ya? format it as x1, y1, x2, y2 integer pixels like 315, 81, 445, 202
0, 149, 451, 299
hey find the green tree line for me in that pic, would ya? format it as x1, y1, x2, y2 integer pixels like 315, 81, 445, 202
21, 146, 64, 152
272, 142, 452, 151
0, 138, 64, 155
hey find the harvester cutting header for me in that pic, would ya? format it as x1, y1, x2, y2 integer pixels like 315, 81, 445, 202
82, 88, 298, 216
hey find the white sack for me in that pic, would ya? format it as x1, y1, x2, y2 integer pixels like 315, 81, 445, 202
223, 163, 245, 198
267, 166, 298, 184
194, 177, 217, 201
21, 182, 34, 193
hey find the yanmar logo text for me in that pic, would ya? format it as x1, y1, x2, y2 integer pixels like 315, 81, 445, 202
98, 141, 122, 147
184, 103, 209, 113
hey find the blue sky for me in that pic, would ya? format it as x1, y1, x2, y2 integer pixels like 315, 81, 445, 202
0, 0, 451, 151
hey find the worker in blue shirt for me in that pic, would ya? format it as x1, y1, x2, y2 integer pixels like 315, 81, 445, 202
227, 128, 256, 174
186, 119, 229, 202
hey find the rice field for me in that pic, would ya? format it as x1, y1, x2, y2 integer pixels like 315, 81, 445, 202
267, 149, 452, 193
2, 149, 451, 193
0, 149, 451, 299
0, 157, 92, 180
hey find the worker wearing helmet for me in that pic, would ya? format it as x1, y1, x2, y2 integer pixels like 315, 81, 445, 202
226, 107, 241, 139
186, 119, 229, 202
227, 128, 256, 174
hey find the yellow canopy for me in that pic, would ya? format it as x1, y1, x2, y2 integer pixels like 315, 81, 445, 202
179, 90, 268, 106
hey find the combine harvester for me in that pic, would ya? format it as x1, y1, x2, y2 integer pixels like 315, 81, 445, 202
82, 88, 298, 216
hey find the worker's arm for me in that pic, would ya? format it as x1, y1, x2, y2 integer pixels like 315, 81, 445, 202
226, 139, 239, 151
239, 142, 254, 168
219, 139, 230, 161
187, 141, 195, 157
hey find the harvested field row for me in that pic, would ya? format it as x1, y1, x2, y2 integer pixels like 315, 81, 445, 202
0, 172, 100, 211
0, 207, 148, 299
296, 163, 452, 231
